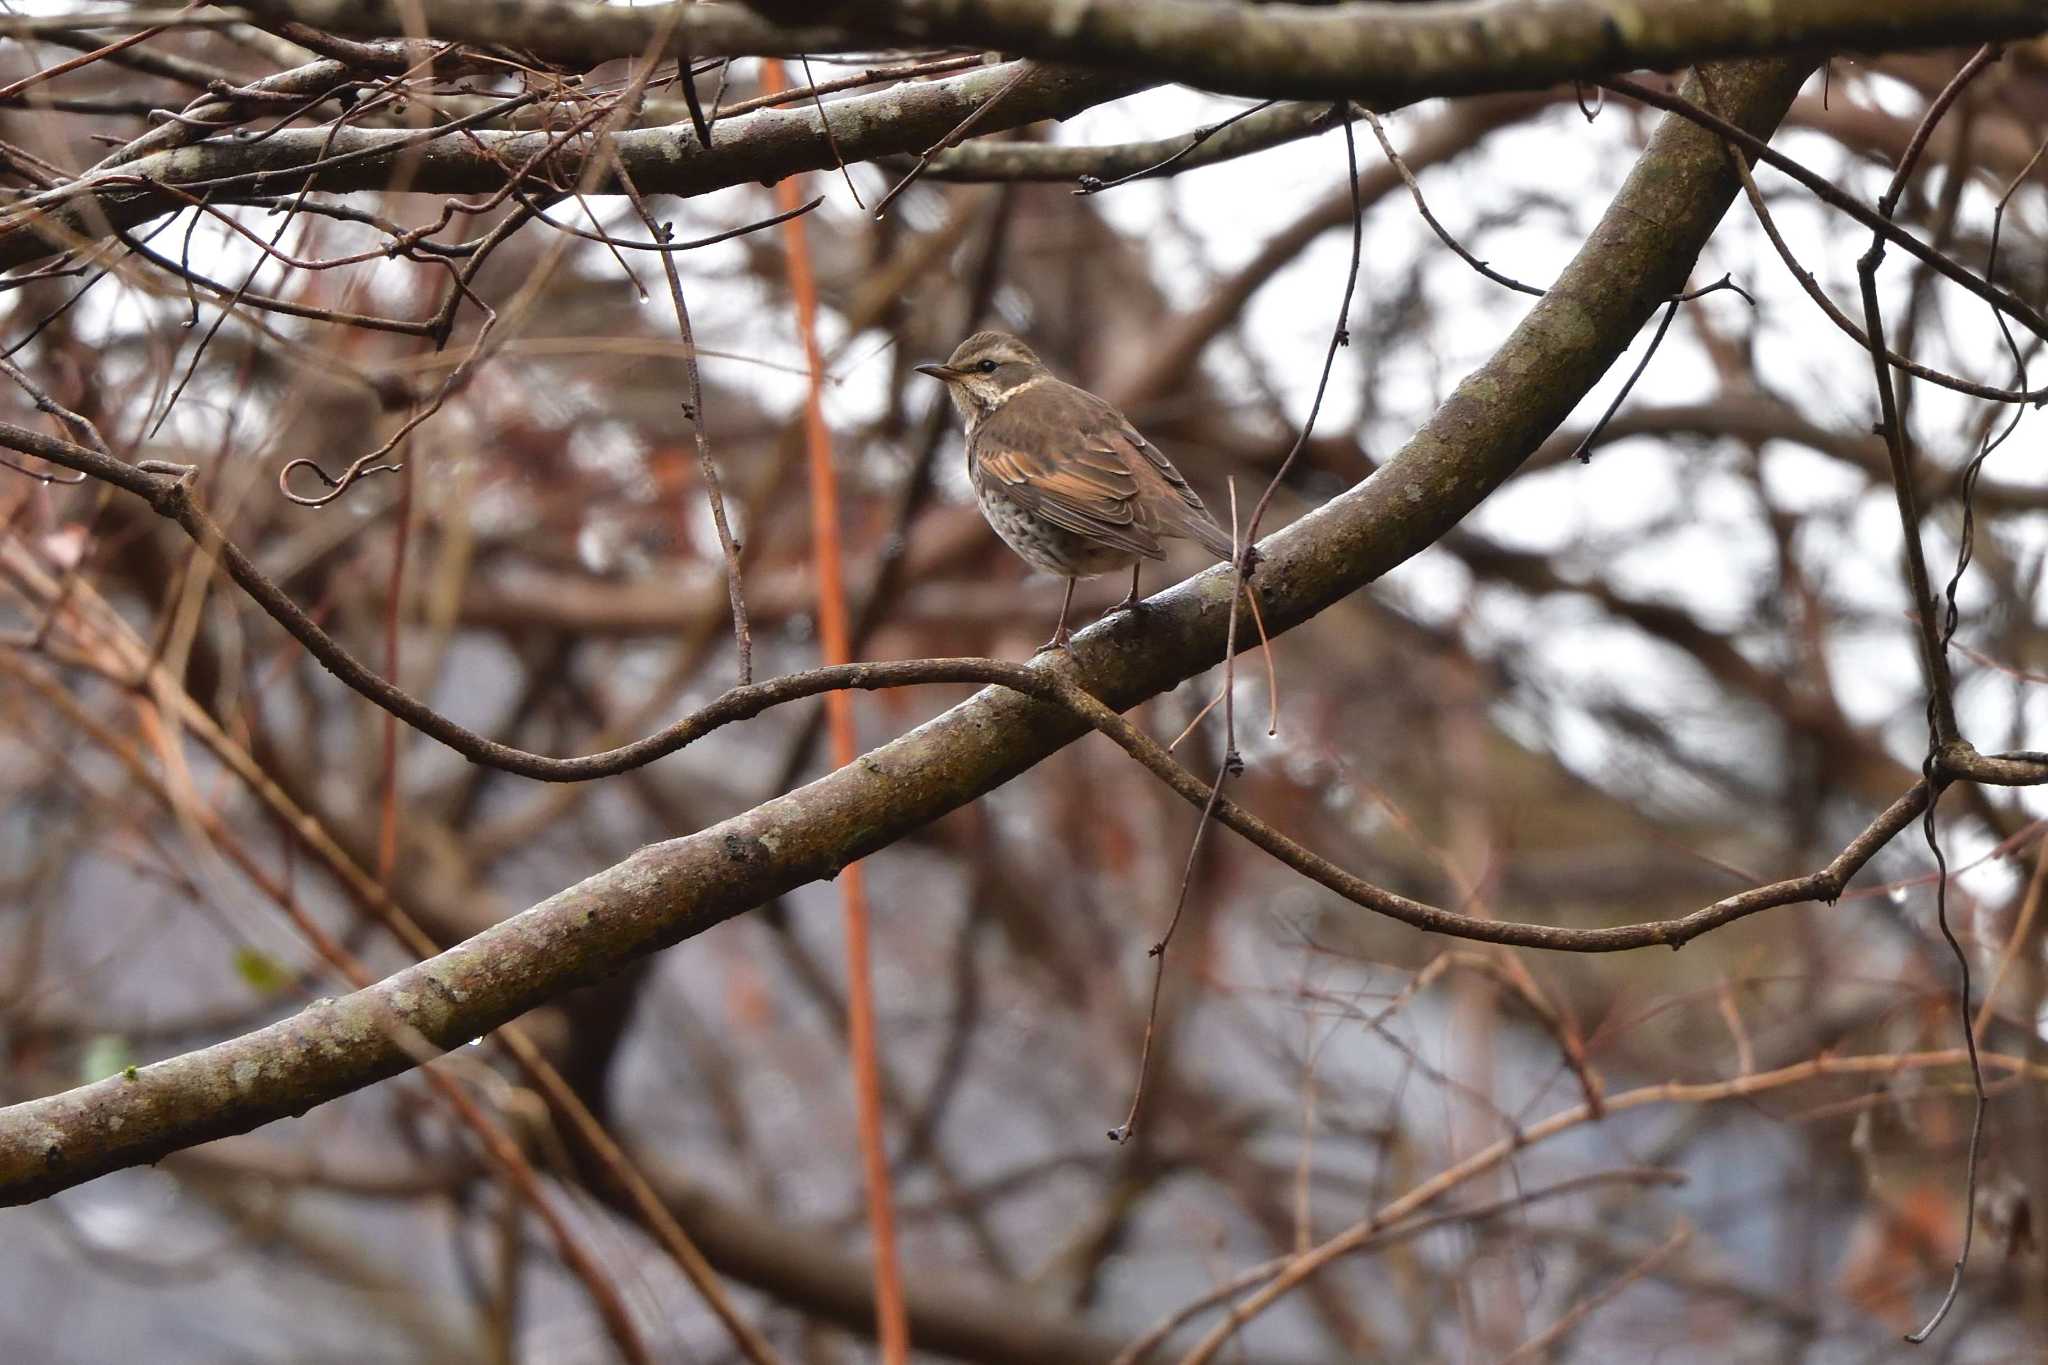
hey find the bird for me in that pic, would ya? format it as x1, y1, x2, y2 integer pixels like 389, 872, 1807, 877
915, 330, 1238, 653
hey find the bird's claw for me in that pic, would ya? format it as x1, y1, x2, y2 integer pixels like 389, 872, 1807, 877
1097, 595, 1143, 622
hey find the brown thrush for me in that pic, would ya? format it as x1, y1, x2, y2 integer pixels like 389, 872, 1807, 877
915, 331, 1237, 652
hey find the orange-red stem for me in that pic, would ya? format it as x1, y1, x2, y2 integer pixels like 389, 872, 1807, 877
762, 59, 910, 1365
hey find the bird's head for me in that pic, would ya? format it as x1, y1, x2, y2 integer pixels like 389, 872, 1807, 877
914, 330, 1046, 422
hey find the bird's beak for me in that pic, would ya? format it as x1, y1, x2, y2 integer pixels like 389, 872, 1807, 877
913, 362, 956, 381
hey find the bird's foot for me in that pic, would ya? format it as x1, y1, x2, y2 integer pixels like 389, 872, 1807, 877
1097, 591, 1144, 623
1034, 628, 1074, 656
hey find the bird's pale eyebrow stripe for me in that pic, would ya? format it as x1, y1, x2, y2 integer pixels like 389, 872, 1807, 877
993, 374, 1048, 402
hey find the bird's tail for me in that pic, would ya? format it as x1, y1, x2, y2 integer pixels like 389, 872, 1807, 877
1177, 507, 1240, 563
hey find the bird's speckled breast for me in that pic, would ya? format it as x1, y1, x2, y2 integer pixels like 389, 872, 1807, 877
972, 480, 1137, 580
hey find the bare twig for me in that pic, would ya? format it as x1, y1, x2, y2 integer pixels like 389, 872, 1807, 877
1604, 74, 2048, 347
1843, 48, 2004, 1342
1171, 1046, 2038, 1364
1243, 103, 1364, 551
1075, 98, 1281, 195
1114, 1168, 1683, 1364
870, 59, 1034, 219
800, 54, 867, 208
1568, 274, 1752, 464
610, 159, 755, 685
1363, 105, 1543, 296
1496, 1222, 1694, 1363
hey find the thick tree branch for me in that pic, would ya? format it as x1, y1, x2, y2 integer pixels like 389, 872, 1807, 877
232, 0, 2048, 105
0, 61, 1145, 269
0, 58, 1814, 1203
846, 0, 2048, 103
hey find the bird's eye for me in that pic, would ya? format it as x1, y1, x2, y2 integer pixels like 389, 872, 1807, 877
977, 359, 999, 373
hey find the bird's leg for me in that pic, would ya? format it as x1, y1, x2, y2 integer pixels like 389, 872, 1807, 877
1099, 563, 1143, 620
1036, 579, 1078, 654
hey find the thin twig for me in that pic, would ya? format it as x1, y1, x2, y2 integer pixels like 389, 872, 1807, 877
1075, 99, 1280, 195
1113, 1167, 1682, 1364
1496, 1222, 1694, 1363
1843, 49, 2003, 1342
710, 54, 982, 124
1878, 45, 2003, 220
0, 355, 99, 487
1977, 836, 2048, 1039
1722, 128, 2048, 404
610, 159, 754, 685
1363, 106, 1543, 296
870, 60, 1034, 219
0, 15, 174, 105
499, 181, 825, 252
800, 55, 866, 209
1243, 104, 1364, 551
1603, 74, 2048, 348
1173, 1040, 2040, 1363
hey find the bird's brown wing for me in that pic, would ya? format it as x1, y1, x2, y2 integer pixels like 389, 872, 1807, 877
1081, 403, 1238, 561
1099, 421, 1205, 515
971, 393, 1166, 559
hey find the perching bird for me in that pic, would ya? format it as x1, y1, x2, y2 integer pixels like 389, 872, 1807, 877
915, 330, 1237, 652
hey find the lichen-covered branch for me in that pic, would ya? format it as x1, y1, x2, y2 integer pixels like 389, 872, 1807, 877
798, 0, 2048, 101
0, 60, 1144, 268
251, 0, 2048, 102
